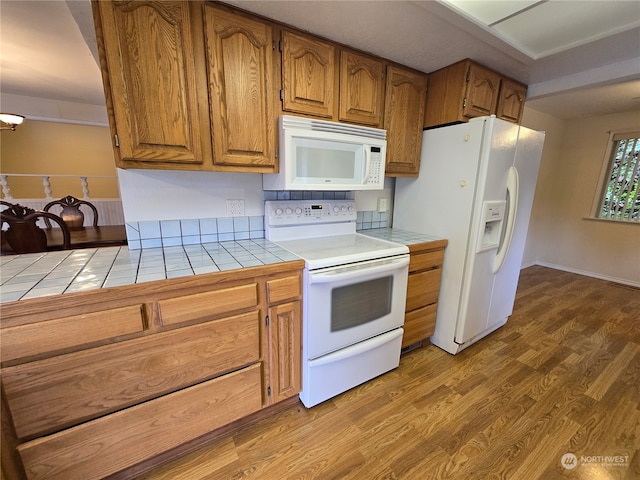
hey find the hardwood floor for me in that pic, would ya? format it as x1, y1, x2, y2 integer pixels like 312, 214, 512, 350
139, 266, 640, 480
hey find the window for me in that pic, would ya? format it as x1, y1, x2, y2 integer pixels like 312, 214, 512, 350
596, 131, 640, 222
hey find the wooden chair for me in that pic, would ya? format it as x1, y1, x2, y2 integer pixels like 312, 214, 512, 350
43, 195, 99, 230
1, 202, 71, 253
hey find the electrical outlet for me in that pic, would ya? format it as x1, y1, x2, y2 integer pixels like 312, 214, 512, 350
377, 198, 388, 212
226, 199, 245, 217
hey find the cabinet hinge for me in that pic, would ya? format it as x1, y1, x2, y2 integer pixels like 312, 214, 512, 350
267, 385, 272, 396
280, 89, 284, 101
275, 147, 278, 159
466, 70, 471, 83
114, 133, 120, 148
272, 40, 276, 51
266, 315, 270, 326
462, 98, 467, 109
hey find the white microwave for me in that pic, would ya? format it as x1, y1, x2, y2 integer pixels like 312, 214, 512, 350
263, 115, 387, 191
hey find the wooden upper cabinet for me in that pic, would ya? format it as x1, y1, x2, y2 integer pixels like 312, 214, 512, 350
424, 59, 527, 128
496, 78, 527, 123
93, 1, 211, 169
203, 5, 276, 172
463, 62, 501, 119
281, 30, 337, 118
384, 65, 428, 177
339, 50, 385, 127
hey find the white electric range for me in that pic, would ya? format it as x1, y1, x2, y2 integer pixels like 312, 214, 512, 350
265, 199, 409, 407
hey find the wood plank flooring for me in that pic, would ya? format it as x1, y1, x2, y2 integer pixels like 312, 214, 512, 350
138, 266, 640, 480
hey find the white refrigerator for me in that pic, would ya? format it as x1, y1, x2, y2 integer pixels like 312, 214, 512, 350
394, 116, 544, 354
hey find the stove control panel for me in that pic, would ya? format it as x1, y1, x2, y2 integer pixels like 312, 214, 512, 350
265, 200, 357, 226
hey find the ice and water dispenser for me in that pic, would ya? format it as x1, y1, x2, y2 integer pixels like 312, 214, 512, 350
476, 200, 506, 252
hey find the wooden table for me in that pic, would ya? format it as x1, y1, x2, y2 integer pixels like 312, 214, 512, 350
45, 225, 128, 249
1, 225, 128, 255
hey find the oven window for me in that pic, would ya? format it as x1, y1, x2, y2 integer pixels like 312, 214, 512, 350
331, 276, 393, 331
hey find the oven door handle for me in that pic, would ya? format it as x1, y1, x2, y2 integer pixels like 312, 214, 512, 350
308, 255, 409, 284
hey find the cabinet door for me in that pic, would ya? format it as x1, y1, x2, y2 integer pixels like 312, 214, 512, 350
497, 78, 527, 124
17, 365, 262, 480
339, 50, 385, 127
267, 301, 301, 404
204, 6, 276, 171
94, 1, 209, 168
403, 304, 437, 348
383, 66, 428, 177
463, 63, 501, 119
281, 30, 336, 118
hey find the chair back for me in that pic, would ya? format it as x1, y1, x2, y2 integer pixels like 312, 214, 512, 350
1, 203, 71, 253
43, 195, 99, 230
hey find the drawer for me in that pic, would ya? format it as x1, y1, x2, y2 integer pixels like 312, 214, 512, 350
402, 303, 437, 348
3, 311, 260, 440
0, 305, 144, 364
159, 283, 258, 325
409, 249, 444, 273
17, 364, 263, 480
267, 275, 301, 304
406, 268, 442, 311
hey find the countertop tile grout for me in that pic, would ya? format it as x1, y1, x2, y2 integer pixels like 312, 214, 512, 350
0, 229, 442, 303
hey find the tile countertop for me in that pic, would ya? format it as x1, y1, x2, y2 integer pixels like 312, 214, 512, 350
0, 240, 299, 303
360, 228, 444, 246
0, 228, 444, 303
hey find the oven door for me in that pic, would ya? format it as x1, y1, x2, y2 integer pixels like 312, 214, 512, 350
305, 254, 409, 359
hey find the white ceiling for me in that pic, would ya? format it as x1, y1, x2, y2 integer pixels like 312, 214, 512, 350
1, 0, 639, 122
444, 0, 640, 59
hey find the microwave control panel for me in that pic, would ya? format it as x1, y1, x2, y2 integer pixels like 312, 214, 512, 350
365, 147, 384, 185
265, 200, 357, 227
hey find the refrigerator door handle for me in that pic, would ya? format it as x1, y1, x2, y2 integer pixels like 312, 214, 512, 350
493, 166, 519, 273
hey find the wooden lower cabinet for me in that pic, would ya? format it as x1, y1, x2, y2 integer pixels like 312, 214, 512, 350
0, 261, 304, 480
402, 240, 447, 349
17, 365, 262, 480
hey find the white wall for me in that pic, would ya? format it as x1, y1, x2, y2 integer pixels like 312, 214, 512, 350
520, 108, 567, 268
521, 108, 640, 286
117, 168, 395, 222
117, 169, 265, 221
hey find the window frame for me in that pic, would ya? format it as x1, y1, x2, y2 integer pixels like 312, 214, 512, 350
590, 130, 640, 224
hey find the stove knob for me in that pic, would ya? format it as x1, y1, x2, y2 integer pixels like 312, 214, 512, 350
275, 208, 283, 215
295, 207, 303, 215
341, 206, 347, 212
285, 207, 293, 215
333, 206, 340, 213
348, 205, 355, 212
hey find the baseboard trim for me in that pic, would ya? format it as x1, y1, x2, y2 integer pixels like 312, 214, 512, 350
533, 261, 640, 288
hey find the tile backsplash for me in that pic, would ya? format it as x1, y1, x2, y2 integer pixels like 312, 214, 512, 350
126, 216, 265, 250
124, 191, 387, 249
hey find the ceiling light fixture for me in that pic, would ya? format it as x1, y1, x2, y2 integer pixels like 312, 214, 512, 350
0, 113, 25, 131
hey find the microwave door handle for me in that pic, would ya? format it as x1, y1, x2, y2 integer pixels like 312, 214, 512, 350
362, 148, 371, 184
309, 255, 409, 284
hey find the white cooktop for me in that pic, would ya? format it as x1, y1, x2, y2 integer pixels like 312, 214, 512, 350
273, 233, 408, 270
264, 200, 408, 269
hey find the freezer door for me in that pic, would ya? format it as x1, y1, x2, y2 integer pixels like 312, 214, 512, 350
454, 118, 519, 344
394, 121, 486, 351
